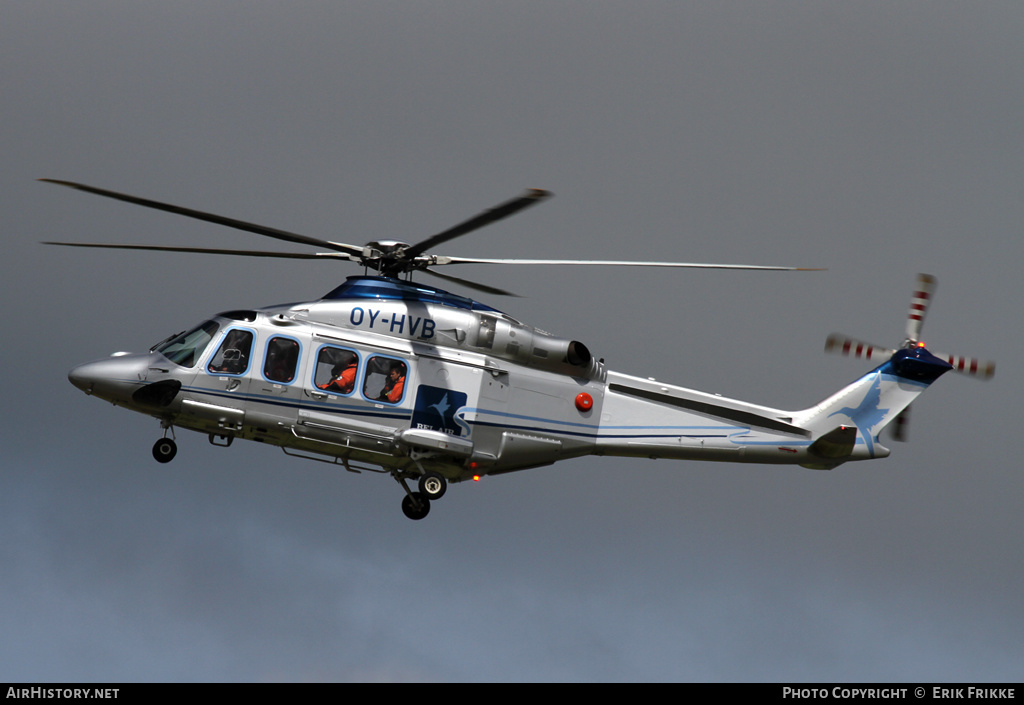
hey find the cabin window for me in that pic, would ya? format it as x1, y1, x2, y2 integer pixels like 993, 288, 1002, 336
363, 356, 407, 404
207, 329, 254, 375
263, 336, 300, 384
314, 346, 360, 396
154, 320, 220, 368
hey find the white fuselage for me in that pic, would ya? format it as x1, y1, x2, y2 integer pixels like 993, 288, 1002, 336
69, 277, 949, 484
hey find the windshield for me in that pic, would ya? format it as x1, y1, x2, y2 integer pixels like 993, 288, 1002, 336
154, 320, 220, 368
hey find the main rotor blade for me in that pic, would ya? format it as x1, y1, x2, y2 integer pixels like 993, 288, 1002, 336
401, 188, 552, 261
424, 267, 520, 297
42, 241, 355, 261
435, 255, 824, 271
40, 179, 363, 257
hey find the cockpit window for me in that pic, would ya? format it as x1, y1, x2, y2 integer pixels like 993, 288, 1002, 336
208, 329, 254, 375
154, 320, 220, 368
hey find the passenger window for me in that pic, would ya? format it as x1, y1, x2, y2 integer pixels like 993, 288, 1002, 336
263, 337, 300, 383
363, 356, 407, 404
208, 329, 254, 375
314, 346, 359, 395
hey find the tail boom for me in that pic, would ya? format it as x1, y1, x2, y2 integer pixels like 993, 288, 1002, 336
592, 347, 952, 470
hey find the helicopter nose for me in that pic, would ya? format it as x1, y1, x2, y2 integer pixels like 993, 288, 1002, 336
68, 354, 150, 402
68, 360, 101, 394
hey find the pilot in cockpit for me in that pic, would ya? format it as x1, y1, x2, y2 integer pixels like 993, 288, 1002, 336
209, 329, 251, 375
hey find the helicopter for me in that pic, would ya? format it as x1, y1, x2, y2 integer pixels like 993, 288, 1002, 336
43, 179, 994, 519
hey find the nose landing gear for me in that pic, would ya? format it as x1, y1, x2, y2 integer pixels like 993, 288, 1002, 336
152, 437, 177, 463
152, 422, 177, 463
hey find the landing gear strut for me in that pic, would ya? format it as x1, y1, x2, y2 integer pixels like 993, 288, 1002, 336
393, 459, 450, 519
393, 465, 440, 520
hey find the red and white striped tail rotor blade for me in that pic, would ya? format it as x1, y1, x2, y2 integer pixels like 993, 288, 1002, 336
891, 406, 911, 442
932, 351, 996, 380
905, 273, 936, 342
824, 334, 895, 364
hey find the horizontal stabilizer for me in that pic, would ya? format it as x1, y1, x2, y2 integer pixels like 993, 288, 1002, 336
809, 425, 856, 459
801, 425, 862, 470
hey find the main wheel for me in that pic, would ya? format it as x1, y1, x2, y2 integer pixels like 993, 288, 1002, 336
401, 492, 431, 520
418, 472, 447, 500
152, 437, 178, 464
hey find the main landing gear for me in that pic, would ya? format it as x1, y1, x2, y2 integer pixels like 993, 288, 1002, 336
418, 471, 447, 500
396, 470, 449, 520
401, 492, 431, 521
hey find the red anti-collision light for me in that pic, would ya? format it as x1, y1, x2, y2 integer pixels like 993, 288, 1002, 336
575, 392, 594, 412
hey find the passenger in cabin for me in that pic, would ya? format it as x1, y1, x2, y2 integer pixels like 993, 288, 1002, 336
378, 362, 406, 403
265, 338, 299, 383
319, 353, 358, 394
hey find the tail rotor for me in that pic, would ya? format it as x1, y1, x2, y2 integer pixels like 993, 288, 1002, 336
825, 273, 995, 441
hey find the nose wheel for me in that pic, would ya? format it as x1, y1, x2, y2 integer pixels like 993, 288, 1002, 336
152, 437, 178, 463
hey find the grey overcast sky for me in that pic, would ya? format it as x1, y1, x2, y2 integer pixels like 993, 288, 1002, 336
2, 2, 1022, 682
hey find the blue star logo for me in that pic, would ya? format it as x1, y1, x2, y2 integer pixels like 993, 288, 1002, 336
828, 373, 891, 457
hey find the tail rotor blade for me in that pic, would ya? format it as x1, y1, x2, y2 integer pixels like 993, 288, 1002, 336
931, 351, 996, 380
824, 334, 895, 364
905, 273, 936, 343
892, 406, 911, 442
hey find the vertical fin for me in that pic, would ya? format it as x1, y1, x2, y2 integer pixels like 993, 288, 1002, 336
794, 347, 953, 459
